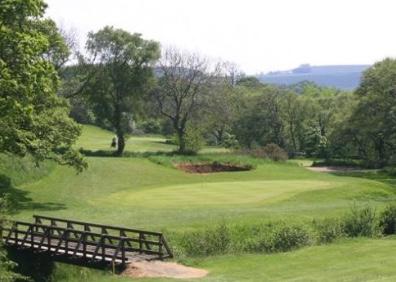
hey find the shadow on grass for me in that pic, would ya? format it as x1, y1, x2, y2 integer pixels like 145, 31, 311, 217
0, 174, 65, 213
6, 247, 123, 281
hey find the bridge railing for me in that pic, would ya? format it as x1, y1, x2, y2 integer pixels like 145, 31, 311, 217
2, 221, 128, 263
32, 215, 172, 259
1, 216, 173, 264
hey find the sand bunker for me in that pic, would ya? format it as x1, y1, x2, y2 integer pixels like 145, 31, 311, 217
177, 162, 252, 173
122, 260, 208, 279
306, 166, 359, 173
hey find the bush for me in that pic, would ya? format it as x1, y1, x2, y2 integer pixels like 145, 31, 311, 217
342, 205, 379, 237
180, 223, 230, 256
313, 218, 344, 243
383, 167, 396, 177
179, 222, 311, 257
246, 143, 288, 161
379, 204, 396, 235
181, 127, 205, 155
223, 133, 239, 149
266, 224, 311, 252
138, 119, 161, 134
231, 222, 311, 253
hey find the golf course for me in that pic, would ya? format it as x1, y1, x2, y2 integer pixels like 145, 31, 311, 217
2, 125, 396, 281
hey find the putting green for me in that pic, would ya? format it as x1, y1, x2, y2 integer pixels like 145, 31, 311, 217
101, 180, 337, 208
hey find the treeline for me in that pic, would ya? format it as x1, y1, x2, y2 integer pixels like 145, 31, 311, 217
61, 25, 396, 167
2, 0, 393, 168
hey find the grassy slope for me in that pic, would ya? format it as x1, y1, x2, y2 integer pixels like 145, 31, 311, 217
4, 125, 396, 281
76, 125, 228, 153
52, 238, 396, 282
13, 151, 394, 230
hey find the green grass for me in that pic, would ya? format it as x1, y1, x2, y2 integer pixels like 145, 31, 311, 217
46, 237, 396, 281
76, 124, 228, 154
4, 125, 396, 281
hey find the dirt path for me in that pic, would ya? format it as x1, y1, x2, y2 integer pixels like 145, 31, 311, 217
122, 260, 208, 279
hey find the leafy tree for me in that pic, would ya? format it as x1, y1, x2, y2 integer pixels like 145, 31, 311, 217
341, 58, 396, 166
234, 87, 285, 148
0, 0, 85, 171
280, 92, 307, 154
83, 26, 160, 155
32, 18, 71, 71
204, 72, 240, 145
153, 48, 215, 153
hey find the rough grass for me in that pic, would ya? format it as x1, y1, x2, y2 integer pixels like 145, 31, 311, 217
4, 125, 396, 281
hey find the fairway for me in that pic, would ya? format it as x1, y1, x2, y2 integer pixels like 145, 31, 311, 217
14, 154, 394, 229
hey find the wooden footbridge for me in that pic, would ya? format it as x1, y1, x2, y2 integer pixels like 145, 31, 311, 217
0, 215, 173, 265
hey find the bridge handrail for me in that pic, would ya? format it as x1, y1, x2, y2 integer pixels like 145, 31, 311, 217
10, 221, 162, 247
2, 217, 173, 260
33, 215, 163, 236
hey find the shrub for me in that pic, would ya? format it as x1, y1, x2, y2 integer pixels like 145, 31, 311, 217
223, 133, 240, 149
182, 127, 205, 155
342, 205, 379, 237
313, 218, 344, 243
379, 204, 396, 235
267, 224, 311, 252
247, 144, 288, 161
138, 119, 161, 134
180, 223, 230, 256
238, 223, 312, 253
383, 167, 396, 177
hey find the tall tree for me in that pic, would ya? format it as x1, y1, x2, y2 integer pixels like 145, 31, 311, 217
83, 26, 160, 155
280, 92, 306, 154
153, 48, 214, 153
234, 87, 285, 148
0, 0, 85, 170
203, 64, 241, 145
342, 58, 396, 166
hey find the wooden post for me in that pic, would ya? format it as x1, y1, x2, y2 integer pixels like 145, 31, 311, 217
139, 233, 143, 253
65, 230, 69, 255
121, 239, 125, 265
47, 227, 51, 251
101, 236, 106, 261
31, 226, 34, 249
159, 235, 163, 260
83, 232, 87, 259
14, 223, 17, 244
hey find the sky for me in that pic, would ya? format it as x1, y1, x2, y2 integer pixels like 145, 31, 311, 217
45, 0, 396, 74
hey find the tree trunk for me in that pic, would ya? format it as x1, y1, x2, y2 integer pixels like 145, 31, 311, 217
116, 132, 125, 156
215, 127, 225, 145
177, 129, 186, 153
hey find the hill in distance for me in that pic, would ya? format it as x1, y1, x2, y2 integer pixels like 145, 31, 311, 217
257, 64, 370, 90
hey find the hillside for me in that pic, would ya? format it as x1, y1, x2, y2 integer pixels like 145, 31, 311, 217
257, 64, 370, 90
3, 125, 396, 281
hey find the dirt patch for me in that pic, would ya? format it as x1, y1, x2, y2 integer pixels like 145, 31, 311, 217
177, 162, 252, 173
122, 260, 208, 279
306, 166, 360, 173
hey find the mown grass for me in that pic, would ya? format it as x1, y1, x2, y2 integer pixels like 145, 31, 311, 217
3, 125, 396, 281
76, 124, 228, 154
40, 237, 396, 282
